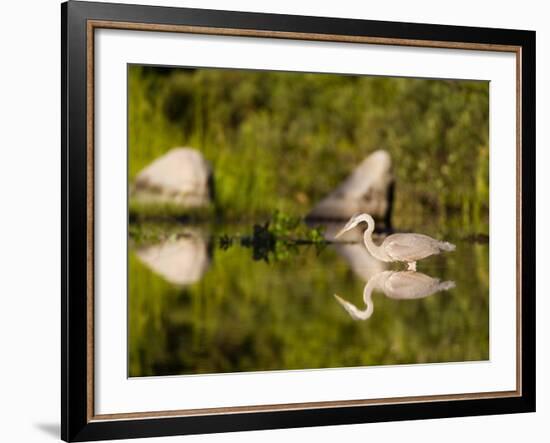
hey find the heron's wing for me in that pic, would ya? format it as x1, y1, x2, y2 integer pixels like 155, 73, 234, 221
382, 233, 440, 262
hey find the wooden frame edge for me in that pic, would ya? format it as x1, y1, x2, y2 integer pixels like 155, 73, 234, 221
86, 19, 95, 423
86, 19, 526, 420
84, 18, 524, 423
91, 390, 521, 422
89, 19, 522, 53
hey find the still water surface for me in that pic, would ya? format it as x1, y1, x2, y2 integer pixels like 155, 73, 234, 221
128, 219, 489, 377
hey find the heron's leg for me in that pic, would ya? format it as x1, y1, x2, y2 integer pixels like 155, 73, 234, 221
407, 261, 417, 271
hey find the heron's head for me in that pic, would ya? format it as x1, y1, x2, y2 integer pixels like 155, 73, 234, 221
334, 213, 372, 239
333, 293, 374, 321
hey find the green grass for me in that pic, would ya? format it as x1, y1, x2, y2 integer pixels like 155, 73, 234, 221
129, 199, 216, 224
128, 66, 489, 224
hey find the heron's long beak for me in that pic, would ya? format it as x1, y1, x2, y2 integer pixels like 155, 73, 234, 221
334, 227, 348, 239
333, 294, 347, 304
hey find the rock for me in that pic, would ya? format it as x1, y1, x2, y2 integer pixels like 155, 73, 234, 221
307, 150, 394, 224
136, 232, 210, 286
133, 148, 213, 206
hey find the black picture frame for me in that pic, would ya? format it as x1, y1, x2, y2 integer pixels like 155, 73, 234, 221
62, 1, 536, 441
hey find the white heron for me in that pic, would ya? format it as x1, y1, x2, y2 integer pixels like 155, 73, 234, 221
334, 270, 455, 321
335, 213, 455, 271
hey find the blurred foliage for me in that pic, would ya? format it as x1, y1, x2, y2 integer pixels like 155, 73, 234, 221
128, 224, 489, 377
129, 199, 216, 224
235, 211, 327, 262
268, 210, 325, 242
129, 66, 489, 225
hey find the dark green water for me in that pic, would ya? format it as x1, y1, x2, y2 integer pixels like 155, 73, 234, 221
128, 221, 489, 377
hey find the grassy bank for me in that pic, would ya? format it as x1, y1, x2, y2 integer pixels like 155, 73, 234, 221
129, 66, 489, 225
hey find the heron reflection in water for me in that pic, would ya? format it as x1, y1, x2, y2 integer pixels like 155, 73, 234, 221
334, 270, 455, 321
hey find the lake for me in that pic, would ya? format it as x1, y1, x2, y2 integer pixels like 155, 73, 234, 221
128, 217, 489, 377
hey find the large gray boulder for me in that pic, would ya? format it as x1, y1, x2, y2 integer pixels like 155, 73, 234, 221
133, 147, 212, 206
307, 150, 394, 223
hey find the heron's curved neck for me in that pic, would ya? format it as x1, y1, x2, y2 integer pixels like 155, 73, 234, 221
360, 271, 393, 317
355, 272, 390, 319
360, 216, 389, 261
359, 282, 375, 320
335, 272, 392, 321
347, 280, 375, 320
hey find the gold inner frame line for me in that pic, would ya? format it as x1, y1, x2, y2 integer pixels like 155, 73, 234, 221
86, 19, 523, 422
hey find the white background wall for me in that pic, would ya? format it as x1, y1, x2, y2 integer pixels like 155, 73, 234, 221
0, 0, 547, 442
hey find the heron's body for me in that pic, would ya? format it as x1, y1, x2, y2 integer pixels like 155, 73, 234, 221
380, 232, 455, 263
380, 270, 455, 300
335, 213, 455, 270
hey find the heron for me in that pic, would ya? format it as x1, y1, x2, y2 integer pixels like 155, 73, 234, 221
335, 213, 455, 271
334, 270, 455, 321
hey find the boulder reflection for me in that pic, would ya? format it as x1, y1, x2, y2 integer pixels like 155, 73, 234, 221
135, 230, 210, 286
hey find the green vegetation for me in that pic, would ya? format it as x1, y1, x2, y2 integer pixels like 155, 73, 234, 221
129, 66, 489, 224
129, 199, 216, 224
229, 211, 326, 262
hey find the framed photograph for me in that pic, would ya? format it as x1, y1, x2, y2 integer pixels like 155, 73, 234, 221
61, 1, 535, 441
